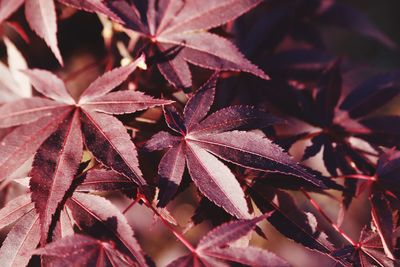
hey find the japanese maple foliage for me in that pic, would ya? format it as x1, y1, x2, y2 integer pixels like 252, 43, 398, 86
0, 54, 171, 247
63, 0, 270, 90
0, 0, 399, 267
0, 0, 62, 64
146, 74, 324, 219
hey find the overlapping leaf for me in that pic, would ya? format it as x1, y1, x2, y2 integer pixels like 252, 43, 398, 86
0, 1, 399, 266
270, 59, 400, 209
65, 192, 148, 266
146, 74, 324, 218
0, 187, 147, 266
249, 185, 336, 256
0, 203, 39, 267
0, 0, 62, 63
76, 168, 137, 194
0, 56, 170, 245
332, 227, 398, 267
30, 110, 83, 245
348, 149, 400, 259
235, 0, 395, 58
35, 234, 139, 267
67, 0, 269, 89
0, 38, 31, 102
167, 215, 289, 267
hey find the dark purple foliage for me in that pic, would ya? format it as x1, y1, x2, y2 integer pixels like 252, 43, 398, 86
0, 0, 399, 266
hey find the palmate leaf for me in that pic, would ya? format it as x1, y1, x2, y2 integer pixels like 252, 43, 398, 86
0, 56, 168, 184
314, 148, 400, 261
66, 0, 269, 89
332, 227, 398, 267
0, 181, 147, 266
166, 215, 289, 267
268, 58, 400, 210
0, 56, 170, 245
147, 74, 324, 218
351, 149, 400, 259
35, 234, 138, 267
279, 62, 400, 158
66, 192, 148, 266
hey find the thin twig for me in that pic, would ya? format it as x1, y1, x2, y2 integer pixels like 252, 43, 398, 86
138, 194, 196, 253
332, 174, 376, 182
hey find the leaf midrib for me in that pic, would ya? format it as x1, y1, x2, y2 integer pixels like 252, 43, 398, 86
81, 109, 144, 185
185, 142, 246, 218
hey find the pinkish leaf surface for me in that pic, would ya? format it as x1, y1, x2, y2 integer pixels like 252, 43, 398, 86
67, 192, 147, 266
157, 142, 186, 206
79, 56, 144, 102
77, 168, 136, 193
0, 97, 67, 128
206, 247, 289, 267
190, 131, 324, 187
23, 69, 75, 104
58, 0, 122, 22
166, 254, 193, 267
0, 0, 24, 23
183, 74, 217, 130
4, 38, 31, 98
35, 234, 137, 267
158, 0, 263, 35
30, 110, 83, 244
80, 110, 146, 187
0, 193, 34, 229
144, 131, 182, 152
160, 31, 268, 80
0, 209, 40, 267
185, 142, 250, 219
157, 44, 192, 90
191, 106, 280, 134
82, 90, 172, 115
0, 109, 72, 181
25, 0, 63, 64
197, 216, 264, 250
